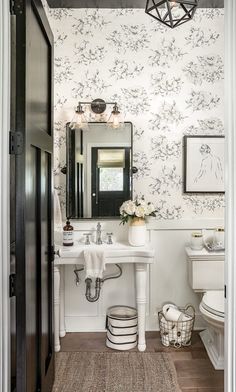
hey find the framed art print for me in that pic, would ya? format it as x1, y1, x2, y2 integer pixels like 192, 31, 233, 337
184, 136, 225, 193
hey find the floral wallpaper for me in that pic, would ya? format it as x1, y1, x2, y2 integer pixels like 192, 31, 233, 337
42, 2, 224, 220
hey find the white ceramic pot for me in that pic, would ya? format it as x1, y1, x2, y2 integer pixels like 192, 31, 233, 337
128, 218, 146, 247
213, 228, 225, 248
190, 232, 203, 251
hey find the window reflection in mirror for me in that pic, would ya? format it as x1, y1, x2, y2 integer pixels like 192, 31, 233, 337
99, 168, 123, 192
98, 148, 125, 192
66, 122, 133, 219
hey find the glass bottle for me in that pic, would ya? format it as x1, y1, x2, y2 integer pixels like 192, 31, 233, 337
63, 218, 74, 246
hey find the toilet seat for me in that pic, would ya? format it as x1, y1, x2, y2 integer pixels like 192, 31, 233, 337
200, 290, 224, 320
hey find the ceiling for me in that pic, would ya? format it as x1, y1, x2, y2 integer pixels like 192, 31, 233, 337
47, 0, 224, 8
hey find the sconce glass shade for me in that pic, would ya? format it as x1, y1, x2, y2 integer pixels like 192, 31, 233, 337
69, 104, 88, 130
107, 104, 124, 129
145, 0, 198, 29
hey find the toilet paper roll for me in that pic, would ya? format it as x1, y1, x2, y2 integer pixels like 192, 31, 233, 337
163, 304, 192, 323
178, 313, 192, 322
168, 326, 189, 345
163, 306, 184, 322
160, 316, 175, 347
162, 303, 178, 315
160, 316, 176, 330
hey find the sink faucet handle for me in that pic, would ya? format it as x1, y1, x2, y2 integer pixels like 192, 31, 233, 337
83, 233, 92, 245
106, 232, 113, 245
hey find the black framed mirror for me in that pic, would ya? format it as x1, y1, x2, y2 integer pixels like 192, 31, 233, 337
66, 122, 133, 219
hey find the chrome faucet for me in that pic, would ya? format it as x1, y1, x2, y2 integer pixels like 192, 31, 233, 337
96, 222, 102, 245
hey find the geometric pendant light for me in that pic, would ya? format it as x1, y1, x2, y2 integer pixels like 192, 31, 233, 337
145, 0, 198, 29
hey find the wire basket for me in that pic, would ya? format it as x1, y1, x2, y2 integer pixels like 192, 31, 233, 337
158, 304, 195, 348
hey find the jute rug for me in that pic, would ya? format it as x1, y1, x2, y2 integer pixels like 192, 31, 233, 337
52, 352, 181, 392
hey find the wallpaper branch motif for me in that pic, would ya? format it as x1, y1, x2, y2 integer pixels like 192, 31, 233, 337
42, 2, 224, 220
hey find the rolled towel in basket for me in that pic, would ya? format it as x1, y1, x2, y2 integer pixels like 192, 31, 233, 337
54, 189, 63, 245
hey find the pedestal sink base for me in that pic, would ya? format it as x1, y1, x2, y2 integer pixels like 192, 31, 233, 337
54, 242, 154, 352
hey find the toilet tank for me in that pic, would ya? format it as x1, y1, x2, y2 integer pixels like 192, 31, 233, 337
186, 247, 224, 291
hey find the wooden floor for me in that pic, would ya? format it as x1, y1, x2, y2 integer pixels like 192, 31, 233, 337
60, 331, 224, 392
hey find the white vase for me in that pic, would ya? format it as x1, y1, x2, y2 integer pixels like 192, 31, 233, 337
128, 218, 146, 247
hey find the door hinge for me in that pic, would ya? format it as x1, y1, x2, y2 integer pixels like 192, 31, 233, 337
9, 131, 23, 155
10, 0, 16, 15
10, 0, 24, 15
9, 274, 17, 297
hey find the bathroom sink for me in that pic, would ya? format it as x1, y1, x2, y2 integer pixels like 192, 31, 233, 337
54, 241, 155, 353
57, 241, 154, 262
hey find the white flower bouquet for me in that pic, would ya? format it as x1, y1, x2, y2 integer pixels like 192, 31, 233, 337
120, 197, 157, 225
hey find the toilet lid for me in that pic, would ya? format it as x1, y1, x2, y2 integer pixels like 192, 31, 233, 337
201, 290, 224, 318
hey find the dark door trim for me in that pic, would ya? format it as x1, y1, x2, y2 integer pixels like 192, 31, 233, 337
14, 0, 54, 390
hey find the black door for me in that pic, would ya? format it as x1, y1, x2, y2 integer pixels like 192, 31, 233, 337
12, 1, 54, 391
91, 147, 131, 217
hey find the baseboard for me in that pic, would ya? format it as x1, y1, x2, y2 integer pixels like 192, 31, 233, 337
65, 313, 206, 332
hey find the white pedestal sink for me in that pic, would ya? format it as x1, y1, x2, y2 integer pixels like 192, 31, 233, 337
54, 241, 155, 352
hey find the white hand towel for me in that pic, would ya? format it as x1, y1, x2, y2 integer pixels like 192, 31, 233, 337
84, 250, 106, 279
54, 189, 63, 245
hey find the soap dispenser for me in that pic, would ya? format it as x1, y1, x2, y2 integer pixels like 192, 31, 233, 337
63, 218, 74, 246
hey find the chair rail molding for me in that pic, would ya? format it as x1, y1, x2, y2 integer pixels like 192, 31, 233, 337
0, 1, 10, 391
225, 1, 236, 391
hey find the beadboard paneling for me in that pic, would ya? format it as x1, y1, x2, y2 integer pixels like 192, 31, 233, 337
63, 220, 222, 332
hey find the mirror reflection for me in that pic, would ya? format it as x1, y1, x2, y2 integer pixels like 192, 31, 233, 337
66, 122, 133, 219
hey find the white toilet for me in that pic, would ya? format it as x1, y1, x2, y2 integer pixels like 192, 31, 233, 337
186, 247, 224, 370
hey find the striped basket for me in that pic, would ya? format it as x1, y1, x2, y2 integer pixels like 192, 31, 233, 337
106, 306, 138, 351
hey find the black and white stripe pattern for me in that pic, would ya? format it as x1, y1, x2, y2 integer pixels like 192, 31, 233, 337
106, 306, 138, 350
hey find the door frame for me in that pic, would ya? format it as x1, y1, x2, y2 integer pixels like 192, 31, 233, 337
224, 1, 236, 391
14, 0, 55, 390
87, 142, 131, 217
0, 1, 236, 391
91, 146, 131, 217
0, 1, 11, 392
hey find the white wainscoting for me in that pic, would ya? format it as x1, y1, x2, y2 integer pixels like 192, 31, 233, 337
62, 218, 224, 332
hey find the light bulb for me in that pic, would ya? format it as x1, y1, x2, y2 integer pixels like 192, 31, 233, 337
169, 0, 179, 7
69, 104, 88, 130
69, 114, 77, 130
76, 113, 84, 127
112, 114, 120, 129
107, 103, 124, 129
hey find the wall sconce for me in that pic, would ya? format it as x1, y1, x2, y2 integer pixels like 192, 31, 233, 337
69, 98, 124, 130
145, 0, 198, 29
69, 103, 89, 130
107, 103, 124, 129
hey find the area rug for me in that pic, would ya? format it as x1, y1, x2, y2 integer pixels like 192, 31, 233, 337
52, 352, 181, 392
